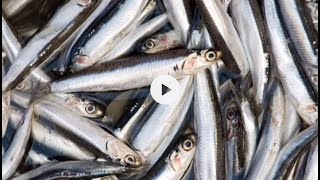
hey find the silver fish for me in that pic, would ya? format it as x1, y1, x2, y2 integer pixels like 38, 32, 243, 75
139, 30, 184, 54
267, 122, 318, 179
50, 49, 220, 93
303, 138, 318, 180
194, 70, 226, 180
264, 0, 318, 125
34, 100, 142, 167
2, 107, 33, 180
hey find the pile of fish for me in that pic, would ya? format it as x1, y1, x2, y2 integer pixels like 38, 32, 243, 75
2, 0, 318, 179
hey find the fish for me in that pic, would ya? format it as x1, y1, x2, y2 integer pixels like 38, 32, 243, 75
303, 138, 318, 180
2, 0, 100, 93
143, 132, 197, 180
139, 30, 184, 54
194, 70, 226, 180
267, 122, 318, 179
195, 0, 250, 75
50, 49, 221, 93
263, 0, 318, 125
2, 107, 33, 180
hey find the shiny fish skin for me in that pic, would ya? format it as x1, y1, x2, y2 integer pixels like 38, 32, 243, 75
267, 122, 318, 179
195, 0, 250, 75
144, 133, 197, 180
2, 12, 21, 63
278, 0, 319, 94
98, 14, 169, 64
162, 0, 193, 45
263, 0, 318, 126
2, 107, 33, 180
131, 76, 194, 173
246, 81, 285, 180
11, 161, 130, 180
2, 0, 99, 93
34, 101, 142, 167
194, 70, 226, 180
230, 0, 270, 112
50, 49, 219, 93
303, 138, 318, 180
69, 0, 151, 72
139, 30, 184, 54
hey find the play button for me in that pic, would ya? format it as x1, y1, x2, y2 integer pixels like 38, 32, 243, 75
150, 75, 181, 105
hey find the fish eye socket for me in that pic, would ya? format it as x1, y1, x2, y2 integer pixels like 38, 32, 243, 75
16, 83, 26, 90
227, 108, 236, 120
182, 139, 194, 151
205, 51, 216, 61
85, 103, 96, 114
144, 40, 156, 49
124, 155, 139, 166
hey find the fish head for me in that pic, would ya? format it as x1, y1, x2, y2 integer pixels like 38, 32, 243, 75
168, 134, 196, 173
106, 139, 142, 167
139, 36, 163, 54
183, 49, 222, 74
64, 94, 106, 118
69, 54, 94, 73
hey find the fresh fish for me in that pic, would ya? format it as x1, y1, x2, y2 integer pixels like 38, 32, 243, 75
246, 81, 285, 180
162, 0, 194, 45
34, 100, 142, 167
222, 81, 259, 179
2, 107, 33, 180
143, 132, 196, 180
98, 14, 168, 64
2, 11, 21, 63
194, 70, 226, 180
50, 49, 220, 93
303, 138, 318, 180
131, 76, 194, 175
2, 0, 99, 93
278, 0, 319, 94
230, 0, 270, 112
68, 0, 151, 72
139, 30, 184, 54
44, 93, 106, 119
267, 122, 318, 179
11, 161, 131, 180
195, 0, 250, 75
263, 0, 318, 125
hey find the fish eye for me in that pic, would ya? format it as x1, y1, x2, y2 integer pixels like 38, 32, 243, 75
227, 108, 236, 120
124, 155, 139, 166
182, 138, 194, 151
16, 83, 26, 90
205, 51, 216, 61
144, 39, 156, 49
85, 103, 96, 114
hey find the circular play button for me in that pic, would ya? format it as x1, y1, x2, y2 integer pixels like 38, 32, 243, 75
150, 75, 181, 105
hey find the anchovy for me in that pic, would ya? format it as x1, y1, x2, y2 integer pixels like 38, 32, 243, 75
162, 0, 194, 45
139, 30, 184, 54
267, 122, 318, 179
68, 0, 151, 72
98, 14, 168, 63
195, 0, 250, 75
246, 81, 285, 180
263, 0, 318, 125
2, 107, 33, 180
194, 70, 226, 180
2, 11, 21, 63
11, 161, 131, 180
278, 0, 319, 94
131, 76, 194, 176
50, 49, 220, 93
303, 138, 318, 180
34, 100, 142, 167
230, 0, 270, 112
2, 0, 100, 93
144, 133, 197, 180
